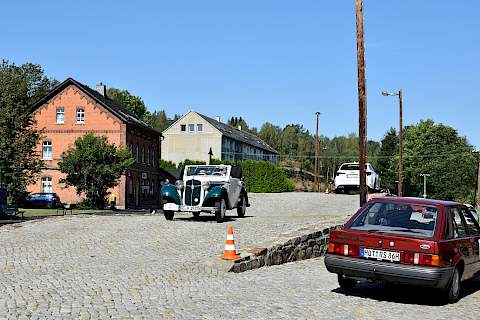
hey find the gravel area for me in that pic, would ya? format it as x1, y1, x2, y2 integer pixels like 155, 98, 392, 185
0, 192, 478, 319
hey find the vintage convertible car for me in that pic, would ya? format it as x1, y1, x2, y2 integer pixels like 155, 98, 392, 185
160, 164, 249, 222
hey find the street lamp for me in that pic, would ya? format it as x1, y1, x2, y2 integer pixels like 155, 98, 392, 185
420, 173, 431, 199
314, 112, 321, 192
382, 89, 404, 197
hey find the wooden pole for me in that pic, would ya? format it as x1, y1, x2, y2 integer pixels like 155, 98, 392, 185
355, 0, 368, 206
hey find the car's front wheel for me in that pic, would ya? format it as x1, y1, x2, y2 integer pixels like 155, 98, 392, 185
237, 195, 246, 218
164, 210, 174, 221
215, 199, 226, 223
338, 275, 357, 292
442, 267, 461, 304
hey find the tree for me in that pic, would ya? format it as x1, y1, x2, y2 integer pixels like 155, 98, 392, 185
58, 133, 134, 208
147, 110, 170, 132
258, 122, 283, 152
0, 60, 57, 202
376, 128, 399, 192
228, 116, 257, 134
107, 87, 148, 120
403, 120, 477, 202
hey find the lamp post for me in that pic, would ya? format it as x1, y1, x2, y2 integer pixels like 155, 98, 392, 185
314, 112, 321, 192
208, 148, 213, 165
420, 173, 431, 199
382, 89, 403, 196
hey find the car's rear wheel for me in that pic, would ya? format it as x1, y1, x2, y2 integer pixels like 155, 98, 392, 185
164, 210, 174, 221
237, 195, 246, 218
338, 275, 357, 292
215, 199, 226, 223
193, 212, 200, 219
442, 267, 461, 304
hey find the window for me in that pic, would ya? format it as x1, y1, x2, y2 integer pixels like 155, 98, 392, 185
142, 147, 145, 163
450, 207, 468, 238
188, 124, 195, 132
135, 144, 139, 162
152, 150, 156, 167
197, 124, 203, 132
461, 207, 480, 236
128, 177, 133, 195
56, 108, 64, 124
146, 148, 150, 165
76, 108, 85, 124
41, 177, 52, 193
349, 201, 438, 238
42, 141, 52, 160
180, 124, 186, 132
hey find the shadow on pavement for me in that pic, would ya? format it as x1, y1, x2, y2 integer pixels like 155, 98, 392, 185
332, 277, 480, 306
174, 214, 254, 223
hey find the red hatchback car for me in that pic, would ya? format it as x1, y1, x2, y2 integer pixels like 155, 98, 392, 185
325, 197, 480, 303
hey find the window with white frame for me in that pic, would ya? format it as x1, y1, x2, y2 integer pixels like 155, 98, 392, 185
197, 124, 203, 132
42, 141, 52, 160
41, 177, 53, 193
76, 108, 85, 124
56, 107, 64, 124
188, 124, 195, 132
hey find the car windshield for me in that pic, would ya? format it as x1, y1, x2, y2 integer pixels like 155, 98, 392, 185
186, 166, 227, 176
349, 201, 438, 238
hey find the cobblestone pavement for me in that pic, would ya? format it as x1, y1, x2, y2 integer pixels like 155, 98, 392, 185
0, 193, 479, 319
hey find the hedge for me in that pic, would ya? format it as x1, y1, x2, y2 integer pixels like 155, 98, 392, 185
167, 159, 294, 193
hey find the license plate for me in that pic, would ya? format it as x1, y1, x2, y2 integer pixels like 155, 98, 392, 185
179, 205, 201, 212
360, 248, 400, 262
347, 174, 358, 178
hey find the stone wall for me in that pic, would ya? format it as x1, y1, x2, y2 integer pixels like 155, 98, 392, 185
230, 225, 341, 273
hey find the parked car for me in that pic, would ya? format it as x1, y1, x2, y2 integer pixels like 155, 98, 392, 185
160, 164, 249, 223
23, 193, 60, 208
325, 197, 480, 303
334, 162, 380, 193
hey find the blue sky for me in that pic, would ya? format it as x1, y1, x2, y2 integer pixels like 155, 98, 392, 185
2, 1, 479, 147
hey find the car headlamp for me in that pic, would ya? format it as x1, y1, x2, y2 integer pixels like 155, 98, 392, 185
202, 181, 210, 190
175, 180, 184, 190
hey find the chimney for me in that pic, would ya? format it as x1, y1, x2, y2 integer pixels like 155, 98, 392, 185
238, 125, 242, 131
96, 83, 106, 96
216, 116, 221, 122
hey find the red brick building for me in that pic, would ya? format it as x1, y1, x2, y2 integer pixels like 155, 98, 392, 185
29, 78, 163, 209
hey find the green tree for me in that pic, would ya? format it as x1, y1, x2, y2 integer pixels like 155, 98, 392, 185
258, 122, 283, 152
147, 110, 170, 132
58, 133, 134, 209
0, 60, 57, 202
403, 120, 477, 202
107, 87, 148, 120
376, 128, 399, 192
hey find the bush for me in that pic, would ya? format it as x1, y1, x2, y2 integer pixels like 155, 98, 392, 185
159, 159, 176, 169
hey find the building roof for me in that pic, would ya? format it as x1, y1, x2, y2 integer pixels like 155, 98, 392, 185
30, 77, 162, 136
196, 113, 278, 154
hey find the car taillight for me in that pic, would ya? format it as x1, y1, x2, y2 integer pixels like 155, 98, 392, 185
402, 252, 441, 267
328, 243, 358, 256
336, 172, 345, 176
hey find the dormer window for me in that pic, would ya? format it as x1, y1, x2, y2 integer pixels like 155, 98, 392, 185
76, 108, 85, 124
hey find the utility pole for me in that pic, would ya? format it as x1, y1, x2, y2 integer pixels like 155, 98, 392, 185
398, 90, 404, 196
355, 0, 368, 206
420, 174, 431, 199
314, 112, 321, 192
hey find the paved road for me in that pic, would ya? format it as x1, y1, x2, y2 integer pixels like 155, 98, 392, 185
0, 193, 478, 319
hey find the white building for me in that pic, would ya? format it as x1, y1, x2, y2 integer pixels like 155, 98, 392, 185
161, 111, 278, 165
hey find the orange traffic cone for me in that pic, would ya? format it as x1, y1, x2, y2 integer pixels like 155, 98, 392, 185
221, 226, 240, 260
